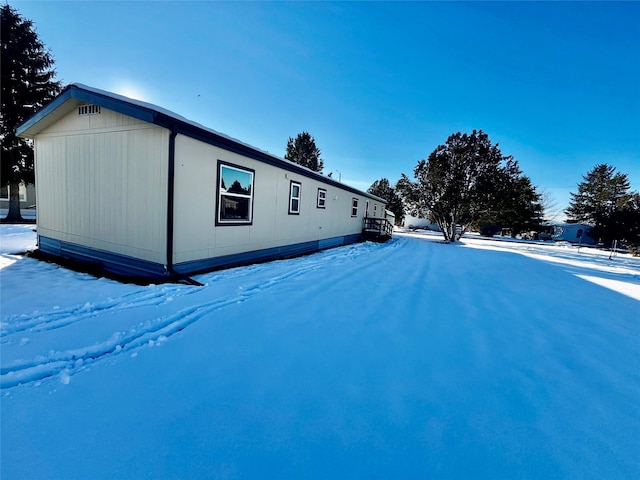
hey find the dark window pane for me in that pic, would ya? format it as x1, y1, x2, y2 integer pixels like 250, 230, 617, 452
220, 195, 250, 221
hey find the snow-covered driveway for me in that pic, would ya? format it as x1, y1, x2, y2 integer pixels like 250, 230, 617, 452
1, 228, 639, 479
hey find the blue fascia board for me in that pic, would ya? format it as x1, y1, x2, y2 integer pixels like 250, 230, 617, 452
15, 88, 74, 136
176, 122, 383, 201
70, 87, 157, 125
16, 84, 157, 136
17, 84, 385, 204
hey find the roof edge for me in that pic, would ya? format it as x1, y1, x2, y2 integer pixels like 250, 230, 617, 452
17, 83, 385, 203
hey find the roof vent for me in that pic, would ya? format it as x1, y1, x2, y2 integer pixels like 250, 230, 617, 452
78, 104, 101, 116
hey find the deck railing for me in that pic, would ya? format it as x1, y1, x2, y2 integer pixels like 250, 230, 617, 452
362, 217, 393, 241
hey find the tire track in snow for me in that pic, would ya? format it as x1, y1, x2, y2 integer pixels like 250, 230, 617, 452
0, 287, 198, 339
1, 240, 395, 389
1, 254, 295, 339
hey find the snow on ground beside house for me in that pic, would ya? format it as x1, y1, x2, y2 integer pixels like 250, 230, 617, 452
1, 226, 639, 479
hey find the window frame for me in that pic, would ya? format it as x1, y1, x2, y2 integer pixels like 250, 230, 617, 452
289, 180, 302, 215
317, 188, 327, 209
215, 160, 255, 226
351, 198, 359, 217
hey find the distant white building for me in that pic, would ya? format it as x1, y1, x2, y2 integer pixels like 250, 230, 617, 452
550, 223, 596, 245
0, 182, 36, 219
402, 214, 440, 231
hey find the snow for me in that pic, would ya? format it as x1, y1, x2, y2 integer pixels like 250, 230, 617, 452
1, 226, 639, 479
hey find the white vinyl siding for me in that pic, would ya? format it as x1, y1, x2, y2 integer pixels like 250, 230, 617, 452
34, 109, 169, 264
172, 136, 386, 265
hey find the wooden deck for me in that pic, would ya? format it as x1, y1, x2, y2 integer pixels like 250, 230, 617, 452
362, 217, 393, 242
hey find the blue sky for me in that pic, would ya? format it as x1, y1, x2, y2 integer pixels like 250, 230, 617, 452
13, 1, 640, 218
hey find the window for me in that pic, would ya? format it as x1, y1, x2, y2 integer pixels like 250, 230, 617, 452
351, 198, 359, 217
366, 200, 370, 217
317, 188, 326, 209
289, 181, 301, 214
0, 183, 27, 202
216, 161, 254, 225
373, 204, 377, 217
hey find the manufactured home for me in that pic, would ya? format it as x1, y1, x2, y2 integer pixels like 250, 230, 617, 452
17, 84, 388, 281
550, 223, 596, 245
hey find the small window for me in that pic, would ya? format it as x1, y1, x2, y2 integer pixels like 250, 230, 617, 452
351, 198, 359, 217
373, 204, 377, 217
317, 188, 327, 209
78, 104, 101, 116
217, 161, 254, 225
366, 200, 370, 217
0, 183, 27, 202
289, 181, 301, 214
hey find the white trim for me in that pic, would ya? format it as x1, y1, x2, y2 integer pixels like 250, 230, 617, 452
317, 188, 326, 209
289, 181, 301, 214
217, 162, 254, 224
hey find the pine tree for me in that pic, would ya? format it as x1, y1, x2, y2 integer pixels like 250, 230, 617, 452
566, 164, 636, 244
1, 4, 61, 222
367, 178, 404, 225
285, 132, 323, 173
477, 159, 543, 237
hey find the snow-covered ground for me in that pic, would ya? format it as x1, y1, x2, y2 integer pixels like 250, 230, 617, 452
1, 225, 639, 479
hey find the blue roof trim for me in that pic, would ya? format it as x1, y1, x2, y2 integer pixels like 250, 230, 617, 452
15, 87, 73, 136
175, 121, 375, 198
16, 84, 157, 136
71, 87, 157, 125
17, 83, 385, 203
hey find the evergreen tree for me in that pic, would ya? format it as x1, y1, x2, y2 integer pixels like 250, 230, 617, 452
285, 132, 323, 173
1, 4, 61, 221
476, 159, 543, 237
397, 130, 506, 242
566, 164, 636, 244
367, 178, 404, 225
607, 192, 640, 247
